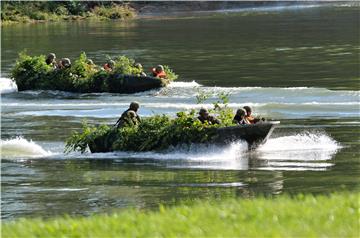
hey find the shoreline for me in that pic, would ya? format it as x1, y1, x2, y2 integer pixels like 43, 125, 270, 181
2, 1, 353, 26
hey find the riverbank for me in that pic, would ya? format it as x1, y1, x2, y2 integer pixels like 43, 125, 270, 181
2, 1, 349, 26
2, 193, 358, 238
0, 2, 136, 26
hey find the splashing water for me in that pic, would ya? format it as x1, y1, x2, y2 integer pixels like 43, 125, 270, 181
0, 78, 17, 94
0, 137, 53, 159
1, 132, 341, 171
167, 81, 201, 88
258, 132, 341, 152
73, 141, 250, 170
68, 132, 340, 171
254, 132, 341, 171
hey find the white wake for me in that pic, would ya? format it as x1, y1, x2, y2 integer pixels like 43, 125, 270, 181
0, 77, 18, 94
0, 137, 53, 159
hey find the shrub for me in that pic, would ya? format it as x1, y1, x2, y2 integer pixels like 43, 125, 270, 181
65, 123, 111, 154
164, 65, 178, 81
113, 56, 138, 75
54, 6, 69, 16
28, 11, 48, 21
91, 4, 136, 20
0, 2, 136, 25
11, 52, 52, 90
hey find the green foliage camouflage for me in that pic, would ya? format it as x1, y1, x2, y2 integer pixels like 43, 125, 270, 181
65, 95, 234, 153
11, 52, 178, 93
1, 1, 136, 25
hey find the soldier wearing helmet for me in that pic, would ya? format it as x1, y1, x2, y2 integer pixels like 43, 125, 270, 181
233, 108, 250, 125
197, 108, 220, 125
86, 59, 100, 72
45, 53, 57, 69
135, 63, 147, 76
115, 101, 141, 128
243, 106, 261, 124
58, 58, 71, 69
86, 59, 94, 65
152, 65, 167, 78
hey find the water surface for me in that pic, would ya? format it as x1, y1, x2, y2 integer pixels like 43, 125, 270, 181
1, 5, 359, 220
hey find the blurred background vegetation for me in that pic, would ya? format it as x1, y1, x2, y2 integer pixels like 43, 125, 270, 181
1, 1, 328, 25
1, 1, 136, 25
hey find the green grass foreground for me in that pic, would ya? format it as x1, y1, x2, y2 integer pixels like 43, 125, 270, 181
2, 193, 359, 238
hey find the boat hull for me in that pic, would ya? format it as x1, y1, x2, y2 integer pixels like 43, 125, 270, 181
212, 121, 279, 150
105, 75, 168, 93
88, 121, 279, 153
15, 73, 168, 93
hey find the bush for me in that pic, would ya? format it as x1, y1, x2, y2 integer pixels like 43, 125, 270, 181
54, 6, 69, 16
11, 52, 52, 90
91, 4, 136, 20
0, 2, 136, 25
113, 55, 139, 75
65, 123, 110, 154
164, 65, 178, 81
28, 11, 48, 21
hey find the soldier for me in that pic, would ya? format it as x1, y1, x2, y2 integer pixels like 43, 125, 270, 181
243, 106, 261, 124
104, 60, 115, 72
115, 102, 141, 128
86, 59, 100, 72
233, 108, 250, 125
135, 63, 147, 76
197, 108, 220, 125
151, 65, 167, 78
59, 58, 71, 69
86, 59, 94, 65
45, 53, 57, 69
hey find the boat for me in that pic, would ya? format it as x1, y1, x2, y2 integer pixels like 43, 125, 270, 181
88, 121, 280, 153
11, 53, 176, 93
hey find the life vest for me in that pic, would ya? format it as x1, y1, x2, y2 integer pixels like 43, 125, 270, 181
104, 64, 112, 72
245, 116, 255, 124
152, 68, 167, 78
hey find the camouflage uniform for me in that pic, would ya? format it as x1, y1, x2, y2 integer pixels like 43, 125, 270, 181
115, 102, 141, 128
197, 108, 220, 125
116, 109, 141, 128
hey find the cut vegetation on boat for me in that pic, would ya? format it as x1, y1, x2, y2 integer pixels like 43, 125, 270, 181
65, 94, 278, 153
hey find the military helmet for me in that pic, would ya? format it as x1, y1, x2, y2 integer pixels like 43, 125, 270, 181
61, 58, 71, 68
108, 60, 115, 67
199, 108, 209, 115
236, 108, 246, 117
129, 101, 140, 111
86, 59, 94, 65
155, 65, 164, 72
47, 53, 56, 60
243, 106, 252, 114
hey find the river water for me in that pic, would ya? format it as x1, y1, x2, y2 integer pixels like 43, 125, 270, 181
1, 4, 359, 220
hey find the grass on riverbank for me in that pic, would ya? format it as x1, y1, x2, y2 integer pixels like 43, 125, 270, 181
1, 2, 136, 26
2, 193, 358, 238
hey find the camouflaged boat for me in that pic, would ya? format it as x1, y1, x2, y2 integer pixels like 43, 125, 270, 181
88, 121, 280, 153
